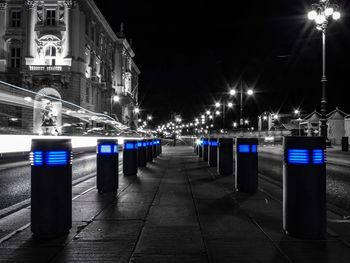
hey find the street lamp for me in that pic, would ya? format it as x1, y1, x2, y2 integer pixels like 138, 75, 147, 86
308, 0, 340, 139
230, 81, 254, 129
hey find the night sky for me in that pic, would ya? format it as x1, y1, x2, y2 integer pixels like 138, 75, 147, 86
95, 0, 350, 125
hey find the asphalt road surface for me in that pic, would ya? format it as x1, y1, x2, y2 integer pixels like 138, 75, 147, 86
0, 152, 97, 211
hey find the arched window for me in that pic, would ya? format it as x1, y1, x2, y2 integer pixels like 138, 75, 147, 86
45, 45, 56, 66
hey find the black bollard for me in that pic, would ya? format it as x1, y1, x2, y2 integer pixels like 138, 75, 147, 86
217, 138, 233, 176
146, 139, 153, 163
30, 139, 72, 239
198, 138, 203, 158
283, 136, 326, 239
152, 139, 157, 159
235, 138, 259, 193
137, 140, 147, 167
97, 139, 119, 193
208, 138, 218, 167
123, 140, 138, 176
202, 138, 209, 162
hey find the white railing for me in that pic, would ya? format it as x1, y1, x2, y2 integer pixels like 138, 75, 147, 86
29, 65, 63, 71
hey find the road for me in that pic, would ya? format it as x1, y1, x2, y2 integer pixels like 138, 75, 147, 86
0, 152, 97, 211
258, 145, 350, 212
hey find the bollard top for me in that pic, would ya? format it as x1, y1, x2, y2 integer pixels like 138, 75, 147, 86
31, 138, 72, 151
97, 139, 118, 145
236, 137, 259, 145
284, 136, 326, 150
284, 137, 326, 165
124, 140, 138, 150
218, 138, 234, 145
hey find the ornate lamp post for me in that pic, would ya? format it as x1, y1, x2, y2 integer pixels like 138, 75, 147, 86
308, 0, 340, 139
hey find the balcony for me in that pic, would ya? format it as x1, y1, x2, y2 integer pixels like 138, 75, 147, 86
27, 65, 71, 72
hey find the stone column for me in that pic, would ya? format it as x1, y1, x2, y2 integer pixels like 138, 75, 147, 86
0, 2, 7, 68
64, 0, 75, 58
25, 0, 36, 60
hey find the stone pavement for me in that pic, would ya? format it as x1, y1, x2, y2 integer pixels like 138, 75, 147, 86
1, 146, 350, 262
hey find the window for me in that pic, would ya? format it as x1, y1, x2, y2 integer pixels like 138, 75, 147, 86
46, 9, 56, 26
86, 86, 90, 103
90, 26, 95, 43
45, 45, 56, 65
10, 47, 21, 68
10, 10, 21, 28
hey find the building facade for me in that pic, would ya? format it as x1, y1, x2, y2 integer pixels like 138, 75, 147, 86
0, 0, 140, 134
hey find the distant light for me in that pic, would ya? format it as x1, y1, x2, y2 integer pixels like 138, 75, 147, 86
206, 110, 210, 115
209, 115, 213, 119
147, 116, 152, 120
230, 89, 236, 96
273, 114, 279, 119
233, 122, 237, 127
294, 110, 300, 115
263, 116, 267, 120
215, 110, 220, 116
247, 89, 254, 96
315, 14, 326, 25
227, 102, 233, 108
138, 119, 142, 122
308, 10, 317, 20
215, 102, 221, 108
244, 120, 249, 124
333, 11, 341, 20
201, 115, 205, 119
113, 95, 120, 102
134, 107, 140, 114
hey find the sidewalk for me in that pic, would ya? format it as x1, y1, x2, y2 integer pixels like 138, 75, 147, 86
1, 146, 350, 262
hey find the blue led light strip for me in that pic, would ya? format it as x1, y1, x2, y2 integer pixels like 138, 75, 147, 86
125, 143, 137, 150
238, 145, 250, 153
312, 149, 325, 164
251, 145, 257, 153
287, 149, 309, 164
99, 144, 118, 154
30, 151, 44, 166
45, 151, 69, 166
210, 141, 219, 147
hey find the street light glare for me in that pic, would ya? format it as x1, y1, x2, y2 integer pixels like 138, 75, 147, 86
294, 110, 300, 115
215, 110, 220, 116
315, 14, 326, 25
247, 89, 254, 96
215, 102, 221, 108
333, 11, 341, 20
325, 7, 334, 17
308, 10, 317, 20
134, 107, 140, 113
230, 89, 236, 96
227, 102, 233, 108
206, 110, 210, 115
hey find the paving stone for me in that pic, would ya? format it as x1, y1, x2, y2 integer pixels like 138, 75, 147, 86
206, 239, 290, 263
147, 205, 198, 227
117, 192, 156, 204
96, 203, 150, 220
134, 226, 205, 255
51, 240, 134, 263
72, 201, 107, 222
0, 247, 59, 262
130, 254, 208, 263
154, 191, 194, 206
75, 220, 143, 241
277, 240, 350, 263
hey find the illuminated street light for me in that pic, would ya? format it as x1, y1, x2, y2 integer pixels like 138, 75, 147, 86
215, 102, 221, 108
230, 89, 237, 96
247, 89, 254, 96
308, 0, 340, 139
215, 110, 220, 116
113, 95, 120, 102
206, 110, 210, 115
147, 115, 152, 120
134, 107, 140, 114
227, 102, 233, 108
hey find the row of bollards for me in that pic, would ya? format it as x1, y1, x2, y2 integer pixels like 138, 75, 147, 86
30, 138, 162, 239
195, 136, 326, 240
